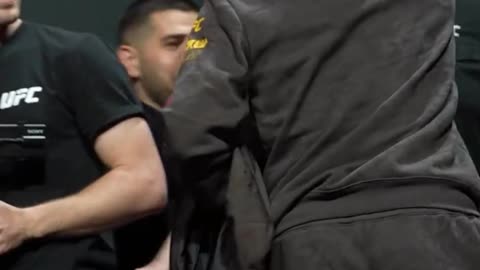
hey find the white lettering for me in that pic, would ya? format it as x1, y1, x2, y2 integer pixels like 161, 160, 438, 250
13, 88, 28, 106
25, 87, 43, 103
454, 25, 461, 38
0, 86, 43, 110
27, 129, 44, 134
0, 91, 15, 109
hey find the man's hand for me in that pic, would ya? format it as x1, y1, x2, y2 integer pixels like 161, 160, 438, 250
0, 201, 30, 255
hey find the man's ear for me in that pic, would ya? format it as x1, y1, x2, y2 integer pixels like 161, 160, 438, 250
117, 45, 141, 80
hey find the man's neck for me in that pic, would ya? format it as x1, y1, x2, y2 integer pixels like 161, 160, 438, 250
0, 19, 22, 46
142, 97, 163, 111
134, 83, 163, 111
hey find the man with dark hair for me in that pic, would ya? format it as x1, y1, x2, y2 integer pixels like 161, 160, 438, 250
117, 0, 198, 109
163, 0, 480, 269
0, 1, 167, 269
115, 1, 198, 269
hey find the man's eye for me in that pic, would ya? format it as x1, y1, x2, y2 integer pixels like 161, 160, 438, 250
164, 38, 186, 48
166, 41, 182, 47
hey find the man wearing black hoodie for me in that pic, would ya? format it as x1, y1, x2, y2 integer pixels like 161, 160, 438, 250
164, 0, 480, 269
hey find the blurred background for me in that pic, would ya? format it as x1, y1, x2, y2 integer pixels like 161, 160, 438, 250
22, 0, 203, 45
23, 0, 131, 45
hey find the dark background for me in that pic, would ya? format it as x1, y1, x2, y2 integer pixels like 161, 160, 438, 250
22, 0, 203, 45
23, 0, 132, 45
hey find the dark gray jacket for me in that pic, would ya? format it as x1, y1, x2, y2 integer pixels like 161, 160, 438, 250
164, 0, 480, 269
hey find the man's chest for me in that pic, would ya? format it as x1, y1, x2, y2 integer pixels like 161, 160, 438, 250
0, 59, 50, 145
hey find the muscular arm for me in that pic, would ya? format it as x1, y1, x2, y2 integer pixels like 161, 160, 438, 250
0, 34, 167, 254
25, 117, 167, 237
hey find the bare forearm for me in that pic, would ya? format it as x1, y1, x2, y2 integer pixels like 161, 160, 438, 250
151, 234, 171, 264
138, 234, 171, 270
25, 167, 167, 239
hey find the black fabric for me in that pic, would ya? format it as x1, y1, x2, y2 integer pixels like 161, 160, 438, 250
170, 147, 273, 270
164, 0, 480, 269
455, 0, 480, 173
271, 209, 480, 270
222, 147, 273, 270
114, 104, 170, 270
0, 22, 143, 269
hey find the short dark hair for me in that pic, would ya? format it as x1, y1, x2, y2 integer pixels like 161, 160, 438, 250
118, 0, 199, 44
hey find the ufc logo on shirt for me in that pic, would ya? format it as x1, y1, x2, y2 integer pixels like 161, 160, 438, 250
0, 87, 43, 110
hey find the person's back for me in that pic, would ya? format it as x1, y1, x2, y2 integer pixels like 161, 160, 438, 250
238, 0, 480, 230
165, 0, 480, 269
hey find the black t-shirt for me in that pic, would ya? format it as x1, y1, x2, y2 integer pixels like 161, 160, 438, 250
455, 0, 480, 173
114, 104, 170, 270
0, 22, 143, 270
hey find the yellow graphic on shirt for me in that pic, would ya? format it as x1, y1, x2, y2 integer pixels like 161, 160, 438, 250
184, 37, 208, 62
185, 17, 208, 61
186, 38, 209, 50
192, 17, 205, 32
